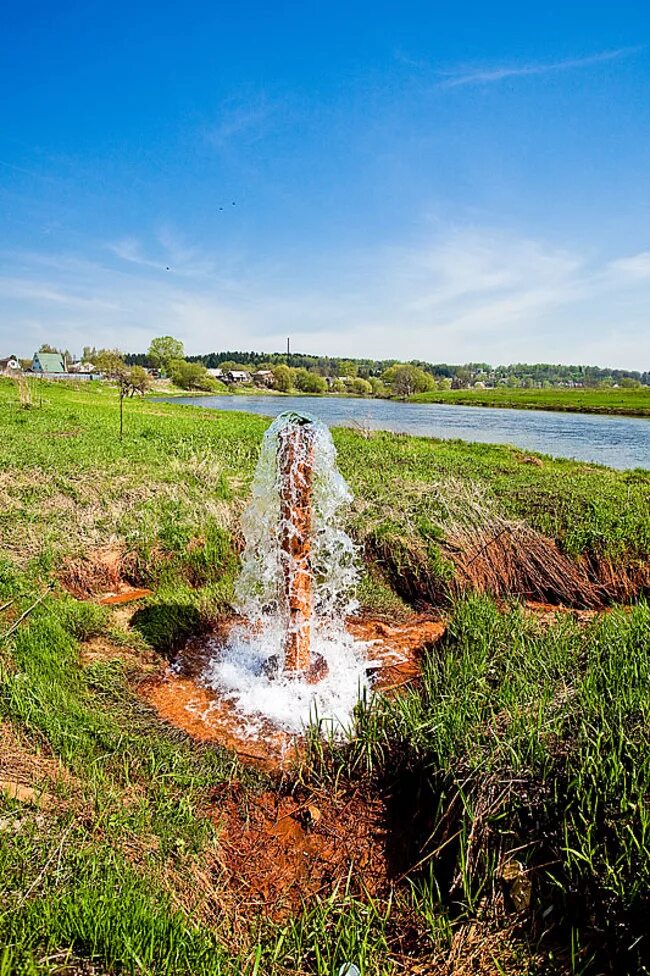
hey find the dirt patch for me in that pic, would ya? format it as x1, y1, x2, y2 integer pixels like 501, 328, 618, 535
79, 636, 159, 670
59, 544, 126, 598
0, 720, 80, 819
139, 672, 294, 769
209, 783, 388, 923
98, 587, 152, 605
59, 545, 155, 605
0, 779, 55, 810
349, 615, 447, 693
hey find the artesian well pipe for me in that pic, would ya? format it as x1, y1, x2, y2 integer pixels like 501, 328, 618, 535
277, 418, 315, 675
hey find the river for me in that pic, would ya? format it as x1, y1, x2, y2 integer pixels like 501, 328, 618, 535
160, 395, 649, 470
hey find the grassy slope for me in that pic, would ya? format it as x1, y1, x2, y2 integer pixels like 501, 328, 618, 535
411, 385, 650, 417
2, 379, 649, 575
0, 378, 649, 974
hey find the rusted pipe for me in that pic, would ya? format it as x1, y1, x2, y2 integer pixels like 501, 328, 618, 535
278, 421, 315, 674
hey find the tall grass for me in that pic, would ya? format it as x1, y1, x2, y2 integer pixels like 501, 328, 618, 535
316, 596, 650, 971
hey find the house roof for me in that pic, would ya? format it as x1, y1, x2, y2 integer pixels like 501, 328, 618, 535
34, 352, 66, 372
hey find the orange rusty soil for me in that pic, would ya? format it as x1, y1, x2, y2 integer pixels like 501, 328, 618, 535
140, 674, 295, 769
58, 543, 153, 605
348, 615, 446, 693
209, 782, 389, 922
137, 614, 446, 769
98, 587, 153, 605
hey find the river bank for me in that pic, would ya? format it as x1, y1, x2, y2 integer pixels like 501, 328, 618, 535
411, 384, 650, 417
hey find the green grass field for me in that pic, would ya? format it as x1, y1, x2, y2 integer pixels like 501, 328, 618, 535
411, 385, 650, 417
1, 378, 649, 975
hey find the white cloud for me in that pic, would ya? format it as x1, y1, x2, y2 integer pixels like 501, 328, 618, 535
107, 238, 162, 270
1, 226, 649, 369
609, 251, 650, 279
437, 47, 642, 89
0, 277, 117, 310
107, 231, 219, 279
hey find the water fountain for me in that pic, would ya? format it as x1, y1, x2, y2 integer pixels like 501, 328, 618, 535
197, 410, 368, 737
140, 410, 445, 761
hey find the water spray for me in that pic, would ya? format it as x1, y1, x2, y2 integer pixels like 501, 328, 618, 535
144, 411, 445, 748
200, 410, 369, 735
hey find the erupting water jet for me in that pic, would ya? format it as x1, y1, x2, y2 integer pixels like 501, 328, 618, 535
140, 409, 446, 752
197, 410, 368, 735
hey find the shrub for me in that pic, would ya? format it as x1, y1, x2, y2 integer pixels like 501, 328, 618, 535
350, 377, 372, 396
168, 360, 218, 392
382, 364, 435, 396
294, 369, 327, 394
272, 364, 293, 392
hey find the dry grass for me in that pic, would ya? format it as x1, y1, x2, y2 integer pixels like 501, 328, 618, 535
368, 478, 646, 609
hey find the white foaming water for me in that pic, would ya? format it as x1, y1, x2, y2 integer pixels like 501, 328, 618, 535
202, 620, 369, 736
201, 411, 370, 736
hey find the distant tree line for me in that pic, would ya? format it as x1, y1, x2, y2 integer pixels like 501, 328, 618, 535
122, 350, 647, 388
35, 343, 650, 389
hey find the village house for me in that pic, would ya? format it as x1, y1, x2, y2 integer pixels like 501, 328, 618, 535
0, 355, 21, 374
30, 351, 94, 381
252, 369, 274, 387
206, 368, 224, 379
68, 361, 99, 375
31, 351, 66, 374
225, 369, 251, 384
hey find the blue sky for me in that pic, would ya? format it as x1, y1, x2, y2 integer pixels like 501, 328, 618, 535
1, 1, 649, 366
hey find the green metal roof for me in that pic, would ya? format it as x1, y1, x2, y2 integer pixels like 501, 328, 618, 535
34, 352, 66, 372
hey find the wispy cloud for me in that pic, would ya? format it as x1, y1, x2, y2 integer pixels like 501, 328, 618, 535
2, 226, 650, 368
438, 46, 642, 89
609, 251, 650, 279
206, 92, 289, 150
107, 238, 162, 270
108, 230, 223, 280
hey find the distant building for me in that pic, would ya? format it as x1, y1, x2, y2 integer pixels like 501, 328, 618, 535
0, 355, 21, 374
32, 351, 66, 374
206, 368, 224, 379
225, 370, 251, 384
252, 369, 274, 387
68, 361, 99, 374
30, 351, 95, 381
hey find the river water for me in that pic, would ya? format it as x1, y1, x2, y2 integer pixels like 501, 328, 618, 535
161, 394, 649, 470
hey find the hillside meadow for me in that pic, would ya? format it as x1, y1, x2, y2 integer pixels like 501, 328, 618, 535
0, 377, 649, 975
